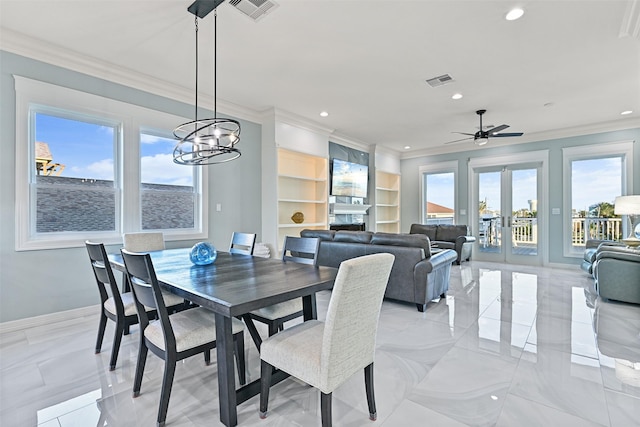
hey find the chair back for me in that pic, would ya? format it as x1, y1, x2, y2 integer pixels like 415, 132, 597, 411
123, 232, 165, 252
85, 241, 122, 312
282, 236, 320, 265
120, 249, 176, 350
229, 232, 257, 255
320, 253, 394, 391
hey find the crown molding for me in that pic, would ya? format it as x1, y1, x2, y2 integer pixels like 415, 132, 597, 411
268, 108, 335, 136
402, 117, 640, 160
0, 28, 264, 124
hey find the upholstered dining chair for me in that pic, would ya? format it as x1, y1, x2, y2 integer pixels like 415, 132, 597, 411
85, 241, 185, 371
244, 236, 320, 349
120, 249, 247, 427
229, 231, 257, 255
259, 252, 395, 427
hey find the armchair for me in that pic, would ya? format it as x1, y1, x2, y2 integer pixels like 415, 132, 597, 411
593, 245, 640, 304
580, 239, 625, 275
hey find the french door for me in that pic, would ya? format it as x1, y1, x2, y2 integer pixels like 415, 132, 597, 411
470, 152, 547, 265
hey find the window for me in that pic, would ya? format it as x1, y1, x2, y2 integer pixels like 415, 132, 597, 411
419, 161, 457, 225
15, 76, 207, 250
140, 131, 196, 230
562, 141, 634, 257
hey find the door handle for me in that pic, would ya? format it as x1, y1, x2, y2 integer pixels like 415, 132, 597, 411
508, 216, 511, 227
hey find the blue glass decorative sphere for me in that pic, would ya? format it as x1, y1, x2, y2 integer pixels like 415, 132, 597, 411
190, 242, 217, 265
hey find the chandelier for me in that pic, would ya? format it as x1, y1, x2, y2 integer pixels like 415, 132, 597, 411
173, 1, 241, 165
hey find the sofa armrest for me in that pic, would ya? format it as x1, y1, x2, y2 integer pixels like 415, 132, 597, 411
596, 246, 640, 263
415, 249, 457, 276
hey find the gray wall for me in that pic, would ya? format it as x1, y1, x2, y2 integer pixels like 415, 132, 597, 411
400, 129, 640, 266
0, 51, 263, 323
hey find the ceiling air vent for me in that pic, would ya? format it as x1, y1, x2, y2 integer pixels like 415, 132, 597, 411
228, 0, 278, 21
425, 74, 455, 87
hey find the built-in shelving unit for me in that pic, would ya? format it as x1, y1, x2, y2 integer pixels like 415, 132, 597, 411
277, 148, 328, 249
375, 170, 400, 233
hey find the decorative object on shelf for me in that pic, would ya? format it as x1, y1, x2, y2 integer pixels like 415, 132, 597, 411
190, 242, 218, 265
173, 1, 241, 165
615, 195, 640, 246
291, 211, 305, 224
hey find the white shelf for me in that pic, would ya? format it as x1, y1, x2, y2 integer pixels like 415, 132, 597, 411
375, 171, 400, 233
279, 174, 327, 182
279, 198, 326, 204
376, 186, 397, 192
376, 203, 398, 207
376, 220, 399, 224
278, 222, 327, 228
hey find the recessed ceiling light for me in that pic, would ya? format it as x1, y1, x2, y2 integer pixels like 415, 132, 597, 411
320, 111, 329, 117
621, 110, 633, 115
404, 145, 411, 150
506, 7, 524, 21
452, 93, 463, 100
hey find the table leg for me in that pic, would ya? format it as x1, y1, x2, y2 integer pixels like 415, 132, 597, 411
302, 294, 317, 321
215, 313, 237, 427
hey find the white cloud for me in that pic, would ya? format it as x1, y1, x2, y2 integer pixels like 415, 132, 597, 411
141, 153, 193, 186
67, 158, 114, 180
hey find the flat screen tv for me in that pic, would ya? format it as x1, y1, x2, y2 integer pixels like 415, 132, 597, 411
330, 158, 368, 198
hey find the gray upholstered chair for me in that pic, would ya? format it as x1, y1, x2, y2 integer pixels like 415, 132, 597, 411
85, 241, 185, 371
259, 252, 395, 427
121, 249, 246, 427
229, 232, 257, 255
593, 245, 640, 304
245, 236, 320, 349
580, 239, 625, 275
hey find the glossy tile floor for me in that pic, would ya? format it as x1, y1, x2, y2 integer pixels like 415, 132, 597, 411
1, 261, 639, 426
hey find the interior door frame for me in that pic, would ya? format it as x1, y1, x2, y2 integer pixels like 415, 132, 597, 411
468, 150, 549, 266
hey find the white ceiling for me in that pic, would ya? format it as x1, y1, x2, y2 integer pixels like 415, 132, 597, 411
1, 0, 640, 157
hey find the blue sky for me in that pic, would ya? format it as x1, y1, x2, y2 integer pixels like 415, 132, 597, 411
35, 113, 193, 186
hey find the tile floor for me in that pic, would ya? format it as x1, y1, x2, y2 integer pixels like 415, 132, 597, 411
1, 261, 639, 426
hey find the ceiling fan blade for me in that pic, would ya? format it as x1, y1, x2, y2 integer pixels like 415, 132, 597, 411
452, 132, 475, 136
444, 137, 473, 145
491, 132, 524, 138
487, 124, 509, 135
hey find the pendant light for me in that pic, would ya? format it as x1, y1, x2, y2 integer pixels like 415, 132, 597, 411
173, 4, 240, 165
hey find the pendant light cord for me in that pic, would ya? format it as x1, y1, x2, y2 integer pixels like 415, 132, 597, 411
214, 9, 217, 120
194, 16, 199, 123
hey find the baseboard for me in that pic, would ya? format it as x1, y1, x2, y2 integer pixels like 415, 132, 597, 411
0, 305, 99, 334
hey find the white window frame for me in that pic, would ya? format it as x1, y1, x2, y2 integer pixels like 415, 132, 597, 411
418, 160, 458, 224
15, 76, 208, 251
562, 141, 634, 258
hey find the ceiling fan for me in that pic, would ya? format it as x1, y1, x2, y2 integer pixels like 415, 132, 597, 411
445, 109, 523, 146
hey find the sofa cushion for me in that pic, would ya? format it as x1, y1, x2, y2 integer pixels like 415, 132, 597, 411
435, 225, 468, 242
300, 229, 335, 241
370, 233, 431, 257
409, 224, 437, 241
333, 231, 373, 244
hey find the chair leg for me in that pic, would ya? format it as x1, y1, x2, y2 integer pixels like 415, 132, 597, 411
234, 332, 246, 385
259, 360, 273, 419
321, 392, 332, 427
268, 321, 279, 337
157, 356, 177, 427
204, 349, 211, 365
364, 363, 376, 421
95, 312, 108, 354
132, 341, 148, 398
109, 319, 125, 371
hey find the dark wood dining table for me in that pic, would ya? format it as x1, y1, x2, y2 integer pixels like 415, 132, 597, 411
109, 248, 337, 427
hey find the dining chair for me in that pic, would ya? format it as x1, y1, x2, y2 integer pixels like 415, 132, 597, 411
120, 249, 247, 427
85, 241, 185, 371
229, 231, 257, 255
244, 236, 320, 349
259, 252, 394, 427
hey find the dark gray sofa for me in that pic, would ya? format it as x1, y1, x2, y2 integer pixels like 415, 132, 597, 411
409, 224, 475, 265
300, 229, 457, 312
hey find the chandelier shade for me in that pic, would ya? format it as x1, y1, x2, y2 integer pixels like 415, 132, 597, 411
173, 1, 241, 165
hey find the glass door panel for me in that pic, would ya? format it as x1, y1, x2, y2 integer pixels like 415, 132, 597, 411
510, 168, 538, 258
478, 171, 502, 255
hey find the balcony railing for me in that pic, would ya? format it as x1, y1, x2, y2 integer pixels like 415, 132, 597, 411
572, 217, 622, 245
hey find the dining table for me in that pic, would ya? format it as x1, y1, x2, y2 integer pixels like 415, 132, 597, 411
109, 247, 337, 427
